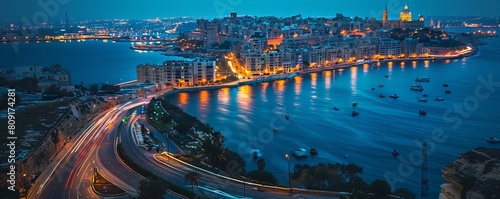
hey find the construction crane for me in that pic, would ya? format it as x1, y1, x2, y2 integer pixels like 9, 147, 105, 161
421, 141, 429, 199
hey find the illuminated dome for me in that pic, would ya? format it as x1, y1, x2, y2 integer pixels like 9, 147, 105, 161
399, 4, 412, 22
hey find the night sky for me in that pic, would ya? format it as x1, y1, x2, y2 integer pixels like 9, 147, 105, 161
1, 0, 498, 20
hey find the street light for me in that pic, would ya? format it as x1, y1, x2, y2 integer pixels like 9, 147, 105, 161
285, 154, 291, 194
241, 176, 247, 199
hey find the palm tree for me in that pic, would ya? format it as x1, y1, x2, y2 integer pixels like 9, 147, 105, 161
200, 132, 227, 170
184, 170, 201, 193
256, 158, 266, 171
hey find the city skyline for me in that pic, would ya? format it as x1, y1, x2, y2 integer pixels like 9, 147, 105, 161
1, 0, 499, 21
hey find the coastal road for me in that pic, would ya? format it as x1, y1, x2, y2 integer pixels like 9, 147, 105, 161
28, 96, 155, 199
120, 109, 338, 199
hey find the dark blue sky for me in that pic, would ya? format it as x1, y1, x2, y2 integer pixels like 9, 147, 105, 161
1, 0, 498, 21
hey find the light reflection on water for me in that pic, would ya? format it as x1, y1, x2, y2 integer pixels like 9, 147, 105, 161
168, 37, 500, 197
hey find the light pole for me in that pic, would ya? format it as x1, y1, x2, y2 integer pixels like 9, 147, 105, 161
285, 154, 291, 194
242, 176, 247, 199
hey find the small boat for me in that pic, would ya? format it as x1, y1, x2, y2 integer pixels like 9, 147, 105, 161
392, 150, 400, 157
379, 94, 386, 98
371, 87, 375, 90
379, 84, 384, 87
389, 93, 399, 99
285, 114, 289, 120
445, 90, 452, 94
418, 98, 428, 102
415, 77, 430, 82
422, 94, 429, 97
309, 148, 318, 155
292, 148, 308, 157
486, 137, 500, 143
435, 97, 444, 101
410, 84, 424, 91
385, 75, 389, 78
333, 107, 340, 111
352, 102, 358, 107
352, 111, 359, 116
443, 84, 449, 87
419, 110, 427, 116
273, 127, 279, 132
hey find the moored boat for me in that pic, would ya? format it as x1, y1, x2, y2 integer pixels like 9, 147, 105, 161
486, 137, 500, 143
445, 90, 452, 94
293, 148, 308, 157
415, 77, 430, 82
422, 94, 429, 97
333, 107, 340, 111
410, 84, 424, 91
419, 110, 427, 116
352, 102, 358, 107
309, 148, 318, 155
418, 98, 428, 102
379, 94, 386, 98
435, 97, 444, 101
392, 150, 400, 157
389, 93, 399, 99
443, 83, 449, 87
352, 111, 359, 116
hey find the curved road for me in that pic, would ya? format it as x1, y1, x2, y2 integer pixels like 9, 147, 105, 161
29, 93, 337, 199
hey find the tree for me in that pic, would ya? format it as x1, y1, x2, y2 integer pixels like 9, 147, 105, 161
370, 179, 391, 198
138, 178, 167, 199
246, 170, 277, 185
44, 84, 59, 95
256, 158, 266, 171
89, 83, 98, 94
184, 170, 201, 193
12, 77, 39, 93
200, 132, 227, 170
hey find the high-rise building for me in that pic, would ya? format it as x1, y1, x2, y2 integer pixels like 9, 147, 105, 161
136, 58, 216, 87
230, 12, 237, 24
249, 31, 268, 53
192, 58, 216, 85
205, 21, 219, 45
377, 38, 402, 57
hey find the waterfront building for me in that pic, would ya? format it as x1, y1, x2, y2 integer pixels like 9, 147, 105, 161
241, 49, 265, 75
377, 38, 402, 57
192, 58, 216, 85
137, 58, 216, 87
402, 37, 426, 57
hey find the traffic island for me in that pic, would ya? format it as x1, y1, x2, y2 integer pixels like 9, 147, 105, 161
91, 168, 127, 197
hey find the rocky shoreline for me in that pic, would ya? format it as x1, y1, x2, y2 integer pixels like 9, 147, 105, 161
440, 147, 500, 199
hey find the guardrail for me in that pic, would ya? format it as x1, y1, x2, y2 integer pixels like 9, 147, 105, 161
155, 152, 349, 198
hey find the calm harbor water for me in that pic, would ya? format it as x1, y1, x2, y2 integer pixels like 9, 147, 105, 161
0, 40, 169, 86
0, 22, 196, 86
167, 33, 500, 195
